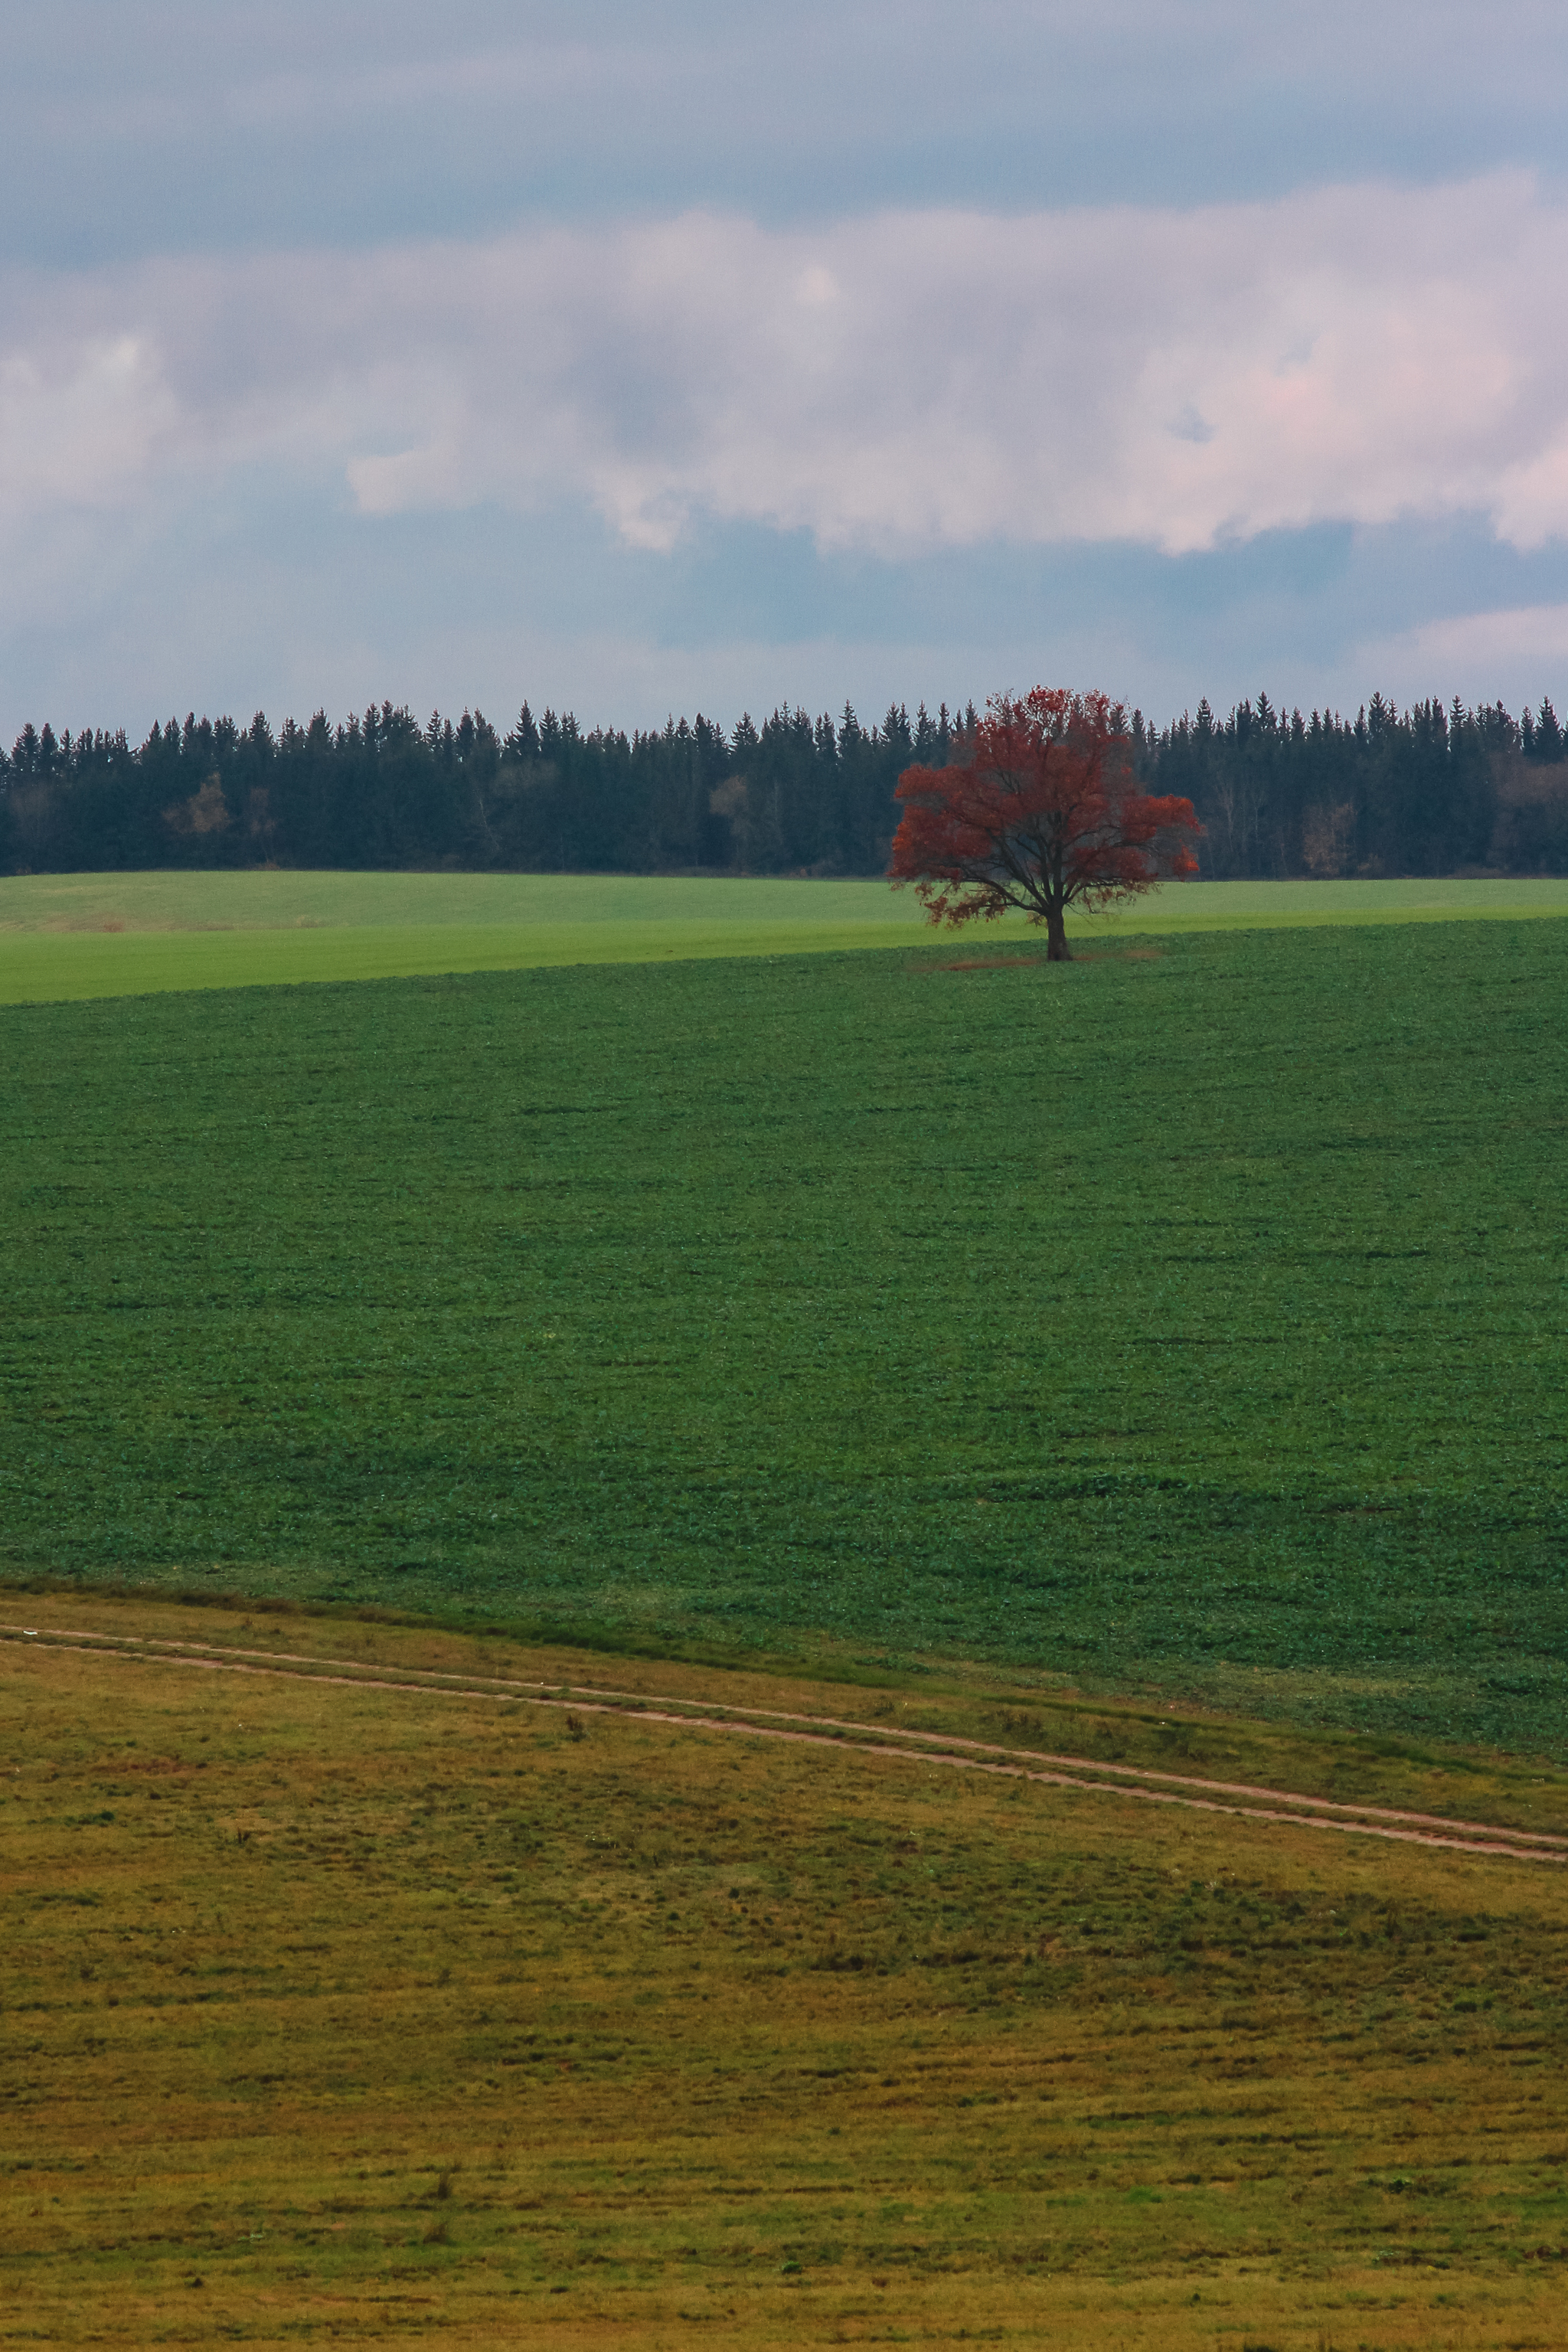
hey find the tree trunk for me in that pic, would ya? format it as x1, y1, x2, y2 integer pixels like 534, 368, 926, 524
1044, 900, 1071, 960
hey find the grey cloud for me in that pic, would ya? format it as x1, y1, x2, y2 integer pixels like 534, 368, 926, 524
5, 3, 1568, 266
6, 178, 1567, 577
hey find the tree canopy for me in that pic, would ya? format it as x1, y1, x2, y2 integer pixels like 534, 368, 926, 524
889, 690, 1201, 957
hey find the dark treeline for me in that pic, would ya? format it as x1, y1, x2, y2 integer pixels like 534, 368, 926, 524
1139, 691, 1568, 879
5, 690, 1568, 877
0, 702, 953, 879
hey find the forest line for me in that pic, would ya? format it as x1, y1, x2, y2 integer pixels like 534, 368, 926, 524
4, 689, 1566, 879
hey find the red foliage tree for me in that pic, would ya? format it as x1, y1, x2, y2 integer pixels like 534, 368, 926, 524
889, 688, 1203, 959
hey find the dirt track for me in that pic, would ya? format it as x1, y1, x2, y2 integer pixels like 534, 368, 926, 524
5, 1618, 1563, 1866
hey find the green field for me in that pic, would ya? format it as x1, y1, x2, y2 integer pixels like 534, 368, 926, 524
7, 1597, 1568, 2350
6, 897, 1568, 2349
4, 915, 1564, 1755
3, 870, 1567, 1002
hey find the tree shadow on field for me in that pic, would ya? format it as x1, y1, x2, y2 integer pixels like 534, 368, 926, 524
914, 947, 1166, 972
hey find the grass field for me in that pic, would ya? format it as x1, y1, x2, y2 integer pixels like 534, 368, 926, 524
3, 916, 1564, 1755
2, 871, 1566, 1002
5, 1597, 1568, 2349
6, 902, 1566, 2349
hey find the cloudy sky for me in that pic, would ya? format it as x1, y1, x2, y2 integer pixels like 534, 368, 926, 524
6, 1, 1568, 741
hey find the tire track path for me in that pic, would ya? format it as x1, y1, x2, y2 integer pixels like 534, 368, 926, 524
5, 1620, 1563, 1865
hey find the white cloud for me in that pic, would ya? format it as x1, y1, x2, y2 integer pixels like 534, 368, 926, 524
4, 173, 1568, 568
1360, 602, 1568, 707
0, 331, 175, 509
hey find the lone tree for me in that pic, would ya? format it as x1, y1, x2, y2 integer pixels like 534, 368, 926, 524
889, 688, 1202, 959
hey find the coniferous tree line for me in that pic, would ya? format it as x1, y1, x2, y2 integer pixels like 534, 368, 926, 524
3, 688, 1566, 877
1136, 692, 1568, 879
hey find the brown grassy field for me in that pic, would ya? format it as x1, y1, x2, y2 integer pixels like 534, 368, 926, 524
4, 1594, 1568, 2350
